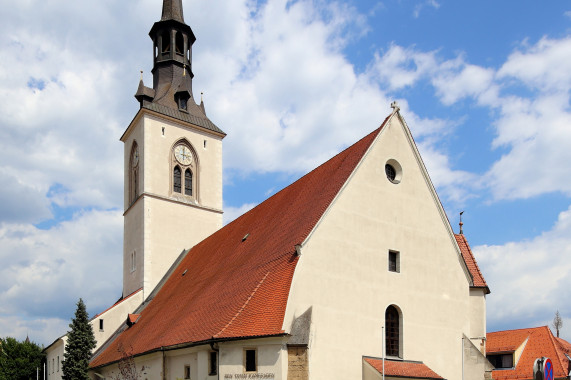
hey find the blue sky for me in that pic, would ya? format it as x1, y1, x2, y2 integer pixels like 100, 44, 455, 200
1, 0, 571, 346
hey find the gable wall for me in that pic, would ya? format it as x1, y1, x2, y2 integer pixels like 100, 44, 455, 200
283, 115, 485, 380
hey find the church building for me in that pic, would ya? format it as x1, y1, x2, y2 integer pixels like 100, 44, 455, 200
45, 1, 493, 379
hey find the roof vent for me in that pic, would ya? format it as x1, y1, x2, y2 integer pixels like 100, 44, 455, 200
126, 314, 140, 327
182, 269, 188, 276
242, 233, 250, 242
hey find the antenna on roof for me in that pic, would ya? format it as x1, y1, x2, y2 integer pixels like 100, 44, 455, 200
459, 211, 464, 235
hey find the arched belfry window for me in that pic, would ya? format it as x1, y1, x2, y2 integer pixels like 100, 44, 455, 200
175, 32, 184, 55
129, 142, 140, 205
161, 31, 171, 54
171, 140, 198, 201
385, 305, 401, 358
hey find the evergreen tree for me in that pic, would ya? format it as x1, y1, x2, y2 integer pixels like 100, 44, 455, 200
62, 298, 96, 380
0, 336, 44, 380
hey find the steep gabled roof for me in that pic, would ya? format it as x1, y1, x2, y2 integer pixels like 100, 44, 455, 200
454, 234, 490, 293
487, 326, 571, 380
364, 358, 444, 379
91, 117, 389, 368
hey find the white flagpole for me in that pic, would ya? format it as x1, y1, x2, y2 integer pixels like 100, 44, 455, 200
382, 325, 385, 380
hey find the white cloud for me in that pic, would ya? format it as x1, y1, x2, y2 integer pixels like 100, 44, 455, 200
474, 204, 571, 339
498, 36, 571, 92
370, 44, 439, 90
413, 0, 440, 19
0, 210, 122, 344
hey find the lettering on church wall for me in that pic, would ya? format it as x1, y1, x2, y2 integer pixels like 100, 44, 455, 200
224, 374, 275, 379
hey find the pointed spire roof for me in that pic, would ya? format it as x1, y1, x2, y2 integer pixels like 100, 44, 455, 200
161, 0, 184, 22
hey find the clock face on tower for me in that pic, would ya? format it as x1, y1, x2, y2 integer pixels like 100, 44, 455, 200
174, 145, 192, 165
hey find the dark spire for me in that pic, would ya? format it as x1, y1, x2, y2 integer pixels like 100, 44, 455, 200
144, 0, 197, 111
161, 0, 185, 22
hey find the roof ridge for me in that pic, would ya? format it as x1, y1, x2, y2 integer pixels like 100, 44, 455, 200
489, 326, 546, 335
214, 271, 270, 338
543, 326, 567, 375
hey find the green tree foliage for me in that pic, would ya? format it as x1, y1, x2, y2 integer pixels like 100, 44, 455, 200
0, 336, 44, 380
62, 298, 96, 380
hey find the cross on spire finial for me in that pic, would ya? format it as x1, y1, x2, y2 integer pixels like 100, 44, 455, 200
391, 101, 400, 112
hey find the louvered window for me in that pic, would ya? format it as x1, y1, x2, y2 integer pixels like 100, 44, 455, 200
386, 306, 400, 357
185, 169, 192, 196
174, 166, 181, 193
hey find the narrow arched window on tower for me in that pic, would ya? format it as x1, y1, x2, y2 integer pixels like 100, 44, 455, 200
129, 142, 139, 205
385, 305, 400, 357
175, 32, 184, 55
161, 31, 171, 54
185, 169, 193, 196
173, 166, 182, 193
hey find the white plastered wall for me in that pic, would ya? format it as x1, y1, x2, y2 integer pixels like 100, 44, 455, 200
91, 338, 288, 380
92, 289, 144, 352
122, 111, 223, 297
218, 337, 288, 380
282, 113, 486, 380
45, 337, 66, 380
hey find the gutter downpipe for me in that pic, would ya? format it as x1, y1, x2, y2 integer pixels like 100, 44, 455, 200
163, 349, 167, 380
210, 340, 220, 380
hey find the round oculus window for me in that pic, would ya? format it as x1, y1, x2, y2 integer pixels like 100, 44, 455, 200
385, 159, 402, 184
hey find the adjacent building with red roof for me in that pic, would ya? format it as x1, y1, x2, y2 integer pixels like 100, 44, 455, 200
487, 326, 571, 380
46, 1, 494, 379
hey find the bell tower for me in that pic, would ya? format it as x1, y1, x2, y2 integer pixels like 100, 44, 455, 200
121, 0, 225, 299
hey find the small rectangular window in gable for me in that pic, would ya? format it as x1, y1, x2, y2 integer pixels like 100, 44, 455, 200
99, 318, 104, 331
184, 364, 191, 379
388, 250, 400, 273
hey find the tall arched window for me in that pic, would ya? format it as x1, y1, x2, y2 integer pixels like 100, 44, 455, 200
185, 169, 193, 196
173, 166, 182, 193
129, 142, 139, 205
385, 305, 400, 357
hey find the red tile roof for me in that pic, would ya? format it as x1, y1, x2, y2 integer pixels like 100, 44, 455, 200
365, 358, 444, 379
454, 234, 490, 293
487, 326, 571, 380
90, 118, 389, 368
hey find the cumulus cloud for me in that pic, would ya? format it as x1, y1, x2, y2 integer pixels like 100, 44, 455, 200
413, 0, 440, 19
0, 210, 122, 342
474, 205, 571, 336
